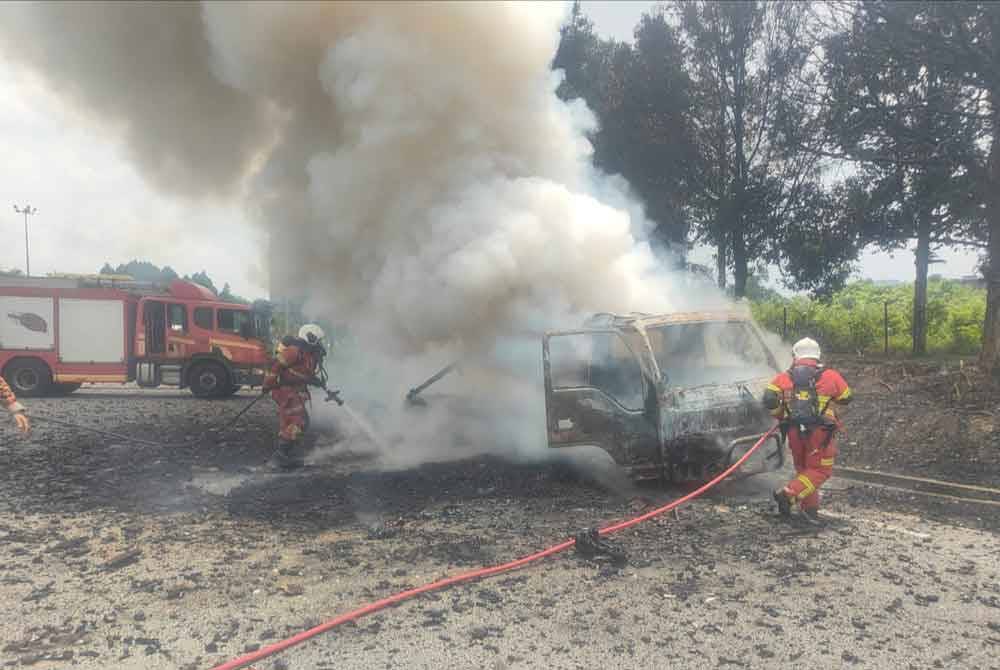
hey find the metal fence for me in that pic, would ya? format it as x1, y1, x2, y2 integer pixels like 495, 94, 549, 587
753, 300, 981, 356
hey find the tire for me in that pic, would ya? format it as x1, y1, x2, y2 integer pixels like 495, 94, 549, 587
3, 358, 52, 397
49, 383, 82, 396
188, 362, 230, 398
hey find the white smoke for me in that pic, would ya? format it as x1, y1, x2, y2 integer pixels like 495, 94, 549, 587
0, 2, 735, 466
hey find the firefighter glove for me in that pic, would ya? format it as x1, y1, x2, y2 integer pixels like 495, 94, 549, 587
13, 412, 30, 434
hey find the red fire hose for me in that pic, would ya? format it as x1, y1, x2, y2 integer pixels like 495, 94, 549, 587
210, 425, 778, 670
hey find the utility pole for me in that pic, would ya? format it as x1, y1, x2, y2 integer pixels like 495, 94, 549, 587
13, 204, 38, 277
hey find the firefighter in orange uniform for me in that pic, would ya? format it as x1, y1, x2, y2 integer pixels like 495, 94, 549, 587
262, 324, 328, 470
1, 375, 31, 435
762, 338, 851, 525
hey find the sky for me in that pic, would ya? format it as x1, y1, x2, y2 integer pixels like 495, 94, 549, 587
0, 2, 980, 300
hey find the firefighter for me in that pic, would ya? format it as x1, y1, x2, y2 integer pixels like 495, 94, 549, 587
261, 324, 328, 470
762, 338, 851, 525
1, 375, 30, 435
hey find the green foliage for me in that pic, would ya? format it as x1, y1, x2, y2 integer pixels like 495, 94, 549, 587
103, 260, 172, 283
752, 279, 986, 356
553, 3, 693, 247
186, 270, 217, 294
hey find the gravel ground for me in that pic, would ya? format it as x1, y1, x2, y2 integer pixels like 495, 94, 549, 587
1, 387, 998, 670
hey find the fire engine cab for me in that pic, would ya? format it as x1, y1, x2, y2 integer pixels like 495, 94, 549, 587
0, 274, 271, 398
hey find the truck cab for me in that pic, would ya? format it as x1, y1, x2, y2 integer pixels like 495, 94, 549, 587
135, 281, 271, 397
542, 310, 785, 482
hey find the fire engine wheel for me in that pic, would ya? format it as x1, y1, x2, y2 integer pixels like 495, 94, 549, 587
3, 358, 52, 397
188, 362, 231, 399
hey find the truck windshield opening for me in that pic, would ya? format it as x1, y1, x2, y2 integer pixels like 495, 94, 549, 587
648, 322, 776, 387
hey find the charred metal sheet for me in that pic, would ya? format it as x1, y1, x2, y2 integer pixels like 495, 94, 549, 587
406, 361, 459, 404
540, 309, 785, 482
546, 388, 658, 467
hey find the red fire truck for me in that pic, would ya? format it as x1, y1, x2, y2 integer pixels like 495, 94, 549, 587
0, 274, 272, 398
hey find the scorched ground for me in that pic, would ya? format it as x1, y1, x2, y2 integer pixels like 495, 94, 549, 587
0, 377, 998, 669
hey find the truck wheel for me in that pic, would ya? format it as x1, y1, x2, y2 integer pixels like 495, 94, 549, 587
3, 358, 52, 397
49, 383, 82, 396
188, 362, 230, 398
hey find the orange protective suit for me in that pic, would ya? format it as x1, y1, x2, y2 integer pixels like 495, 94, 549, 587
263, 338, 321, 442
0, 375, 21, 412
764, 359, 852, 511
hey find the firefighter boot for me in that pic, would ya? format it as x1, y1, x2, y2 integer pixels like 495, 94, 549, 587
773, 489, 791, 518
801, 508, 823, 526
268, 439, 304, 471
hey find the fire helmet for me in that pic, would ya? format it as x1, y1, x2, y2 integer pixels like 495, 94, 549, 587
298, 323, 326, 345
792, 337, 821, 361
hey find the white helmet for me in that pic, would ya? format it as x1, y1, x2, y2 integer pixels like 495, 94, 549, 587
298, 323, 326, 345
792, 337, 821, 361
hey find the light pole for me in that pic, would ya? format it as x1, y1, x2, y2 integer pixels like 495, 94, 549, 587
13, 204, 37, 277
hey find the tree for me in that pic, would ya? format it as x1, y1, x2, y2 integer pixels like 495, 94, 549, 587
773, 179, 864, 298
186, 270, 218, 295
619, 11, 696, 246
812, 1, 999, 365
552, 1, 603, 105
677, 1, 826, 296
108, 260, 167, 283
98, 261, 217, 292
218, 282, 250, 304
819, 1, 986, 354
553, 4, 694, 248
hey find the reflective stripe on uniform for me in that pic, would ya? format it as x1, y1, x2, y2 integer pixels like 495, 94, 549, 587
820, 458, 835, 466
796, 474, 815, 499
836, 387, 852, 402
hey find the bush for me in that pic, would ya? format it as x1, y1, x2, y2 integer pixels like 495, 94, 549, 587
751, 279, 985, 356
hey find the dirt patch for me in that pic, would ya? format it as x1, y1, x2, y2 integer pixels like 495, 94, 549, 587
831, 356, 1000, 487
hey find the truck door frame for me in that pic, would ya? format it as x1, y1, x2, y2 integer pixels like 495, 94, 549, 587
542, 328, 659, 469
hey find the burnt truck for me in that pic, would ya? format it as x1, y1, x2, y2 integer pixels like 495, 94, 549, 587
541, 309, 785, 482
407, 307, 786, 483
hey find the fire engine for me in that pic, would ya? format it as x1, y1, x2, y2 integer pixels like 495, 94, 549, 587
0, 274, 271, 398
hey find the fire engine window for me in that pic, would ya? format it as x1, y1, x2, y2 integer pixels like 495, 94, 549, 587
168, 304, 188, 333
193, 307, 213, 330
217, 309, 250, 335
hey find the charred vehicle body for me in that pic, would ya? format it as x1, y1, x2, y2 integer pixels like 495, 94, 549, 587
406, 308, 785, 483
542, 310, 784, 482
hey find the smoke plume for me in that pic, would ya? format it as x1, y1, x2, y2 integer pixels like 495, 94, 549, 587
0, 2, 736, 466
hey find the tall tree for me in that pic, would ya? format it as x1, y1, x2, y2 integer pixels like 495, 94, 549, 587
615, 11, 695, 247
921, 3, 1000, 370
187, 270, 218, 295
677, 1, 824, 297
554, 4, 694, 249
819, 1, 986, 354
